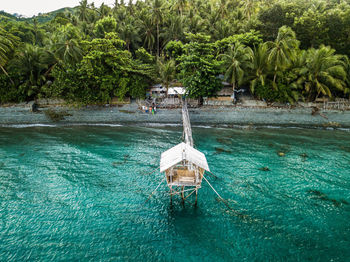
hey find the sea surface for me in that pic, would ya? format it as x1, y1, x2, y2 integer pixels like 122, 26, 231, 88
0, 125, 349, 261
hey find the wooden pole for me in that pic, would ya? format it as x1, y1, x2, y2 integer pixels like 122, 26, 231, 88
181, 186, 185, 205
195, 188, 198, 206
170, 186, 173, 206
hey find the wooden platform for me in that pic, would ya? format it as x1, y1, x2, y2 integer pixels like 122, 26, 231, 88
166, 166, 204, 186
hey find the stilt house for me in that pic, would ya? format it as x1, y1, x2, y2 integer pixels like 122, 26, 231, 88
159, 99, 210, 204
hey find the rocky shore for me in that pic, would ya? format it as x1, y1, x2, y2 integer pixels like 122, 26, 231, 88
1, 101, 350, 128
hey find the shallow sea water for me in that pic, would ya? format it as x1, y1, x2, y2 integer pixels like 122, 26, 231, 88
0, 125, 349, 261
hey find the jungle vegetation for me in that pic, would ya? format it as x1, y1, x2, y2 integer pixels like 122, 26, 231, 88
1, 0, 350, 104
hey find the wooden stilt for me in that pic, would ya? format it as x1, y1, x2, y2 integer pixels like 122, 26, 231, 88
170, 186, 173, 206
195, 188, 198, 206
181, 186, 185, 205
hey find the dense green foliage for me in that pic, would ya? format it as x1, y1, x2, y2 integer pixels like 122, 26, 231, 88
1, 0, 350, 104
178, 33, 223, 98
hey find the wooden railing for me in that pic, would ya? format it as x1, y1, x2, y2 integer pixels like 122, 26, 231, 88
323, 100, 350, 110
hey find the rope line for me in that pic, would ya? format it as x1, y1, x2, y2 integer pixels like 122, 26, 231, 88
145, 177, 165, 203
141, 167, 159, 176
202, 174, 238, 213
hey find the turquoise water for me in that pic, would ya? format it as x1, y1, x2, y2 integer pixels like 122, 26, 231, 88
0, 125, 349, 261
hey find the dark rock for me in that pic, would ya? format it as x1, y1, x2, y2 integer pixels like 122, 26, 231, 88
28, 101, 39, 112
259, 167, 270, 171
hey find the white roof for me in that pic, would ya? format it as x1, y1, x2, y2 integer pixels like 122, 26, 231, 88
150, 85, 167, 92
168, 87, 185, 95
160, 142, 210, 173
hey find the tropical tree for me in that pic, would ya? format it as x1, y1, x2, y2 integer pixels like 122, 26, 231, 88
241, 0, 257, 19
249, 43, 270, 94
178, 33, 223, 98
139, 14, 155, 54
77, 0, 90, 22
51, 33, 153, 103
0, 27, 18, 82
161, 15, 186, 43
156, 57, 176, 94
342, 55, 350, 97
151, 0, 164, 57
2, 0, 350, 105
187, 10, 203, 34
219, 42, 253, 101
94, 16, 117, 38
297, 45, 346, 101
172, 0, 188, 17
267, 26, 299, 84
118, 18, 141, 52
216, 0, 230, 19
98, 3, 112, 19
49, 24, 83, 65
9, 44, 52, 99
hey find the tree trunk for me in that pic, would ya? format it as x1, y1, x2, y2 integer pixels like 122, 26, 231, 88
232, 83, 236, 103
273, 65, 278, 85
157, 23, 160, 57
0, 65, 14, 85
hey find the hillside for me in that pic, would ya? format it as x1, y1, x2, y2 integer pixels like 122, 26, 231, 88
0, 7, 77, 23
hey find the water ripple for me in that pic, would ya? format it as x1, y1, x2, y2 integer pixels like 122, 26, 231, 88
0, 126, 349, 261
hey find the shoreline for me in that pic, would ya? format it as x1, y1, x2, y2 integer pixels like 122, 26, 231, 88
1, 103, 350, 128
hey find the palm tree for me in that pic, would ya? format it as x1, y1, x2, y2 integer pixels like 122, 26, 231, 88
216, 0, 229, 18
0, 28, 18, 84
118, 20, 141, 51
172, 0, 188, 17
51, 38, 83, 65
341, 56, 350, 97
297, 45, 346, 101
161, 15, 186, 43
241, 0, 256, 19
97, 3, 112, 19
211, 20, 233, 41
187, 9, 203, 34
218, 42, 253, 101
151, 0, 164, 57
78, 0, 89, 22
267, 26, 299, 85
139, 14, 155, 54
249, 43, 270, 94
156, 57, 176, 95
32, 18, 41, 46
48, 25, 83, 65
9, 45, 51, 98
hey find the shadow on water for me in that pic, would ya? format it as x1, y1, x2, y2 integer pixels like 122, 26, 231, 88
307, 189, 349, 207
214, 147, 232, 155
